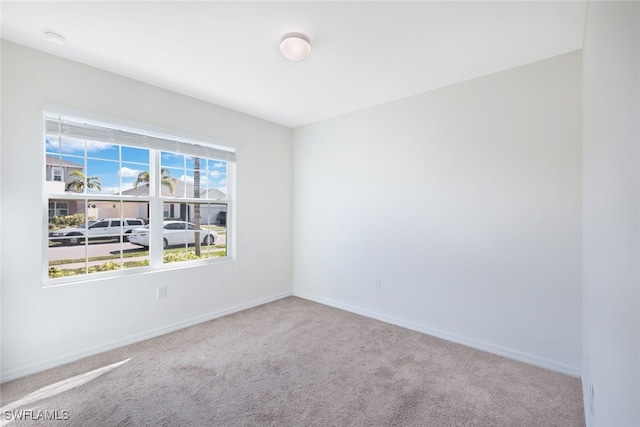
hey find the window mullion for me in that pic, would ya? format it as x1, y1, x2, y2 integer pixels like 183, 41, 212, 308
149, 149, 163, 266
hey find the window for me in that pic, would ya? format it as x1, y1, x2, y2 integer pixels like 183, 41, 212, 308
45, 111, 235, 283
51, 166, 63, 181
48, 201, 68, 218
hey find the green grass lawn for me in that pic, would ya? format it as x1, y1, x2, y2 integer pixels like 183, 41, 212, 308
48, 244, 227, 266
48, 245, 228, 278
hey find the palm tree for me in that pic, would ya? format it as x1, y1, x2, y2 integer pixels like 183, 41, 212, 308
194, 157, 201, 256
66, 170, 101, 192
133, 168, 175, 194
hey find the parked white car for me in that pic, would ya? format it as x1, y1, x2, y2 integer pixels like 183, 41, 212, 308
129, 220, 217, 249
49, 218, 146, 245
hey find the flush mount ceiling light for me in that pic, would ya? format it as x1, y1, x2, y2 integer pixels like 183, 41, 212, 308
44, 31, 66, 45
280, 32, 311, 61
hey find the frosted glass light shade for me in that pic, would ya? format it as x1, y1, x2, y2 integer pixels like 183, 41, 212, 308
280, 33, 311, 61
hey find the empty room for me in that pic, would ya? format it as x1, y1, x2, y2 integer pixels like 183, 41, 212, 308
0, 2, 638, 426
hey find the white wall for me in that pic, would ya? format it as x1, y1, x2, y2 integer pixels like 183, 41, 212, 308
293, 52, 583, 374
0, 41, 293, 381
582, 2, 640, 426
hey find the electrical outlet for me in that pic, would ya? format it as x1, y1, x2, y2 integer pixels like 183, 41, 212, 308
374, 278, 381, 288
157, 286, 167, 299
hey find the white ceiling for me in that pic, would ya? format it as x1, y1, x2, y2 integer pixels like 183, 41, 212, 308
1, 1, 586, 128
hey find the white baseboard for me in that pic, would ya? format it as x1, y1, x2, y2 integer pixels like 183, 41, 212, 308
293, 291, 581, 378
1, 291, 292, 383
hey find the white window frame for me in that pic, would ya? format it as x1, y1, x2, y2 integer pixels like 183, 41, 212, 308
43, 107, 236, 286
51, 166, 63, 182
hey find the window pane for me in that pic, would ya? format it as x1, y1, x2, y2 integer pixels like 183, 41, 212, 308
200, 202, 227, 259
86, 159, 119, 195
45, 136, 60, 156
120, 162, 150, 197
159, 157, 224, 200
184, 156, 195, 170
160, 167, 183, 198
160, 202, 226, 264
205, 160, 227, 200
190, 160, 206, 198
48, 202, 89, 277
121, 146, 149, 165
120, 147, 151, 196
199, 202, 226, 260
45, 155, 84, 194
59, 154, 84, 166
86, 142, 119, 161
53, 136, 86, 157
86, 243, 120, 276
180, 170, 196, 197
161, 152, 186, 169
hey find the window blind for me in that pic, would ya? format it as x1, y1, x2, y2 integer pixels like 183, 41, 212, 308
45, 113, 236, 162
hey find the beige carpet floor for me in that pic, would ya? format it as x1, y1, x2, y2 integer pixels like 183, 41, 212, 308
1, 297, 584, 426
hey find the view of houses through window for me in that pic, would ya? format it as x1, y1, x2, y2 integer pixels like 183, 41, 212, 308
45, 112, 234, 282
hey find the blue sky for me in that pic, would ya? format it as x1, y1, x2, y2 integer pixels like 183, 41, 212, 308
46, 137, 227, 195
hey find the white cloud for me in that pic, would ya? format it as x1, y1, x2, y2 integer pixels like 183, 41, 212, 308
119, 167, 141, 178
209, 170, 221, 178
179, 174, 213, 183
46, 136, 116, 153
212, 162, 225, 169
178, 174, 194, 184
